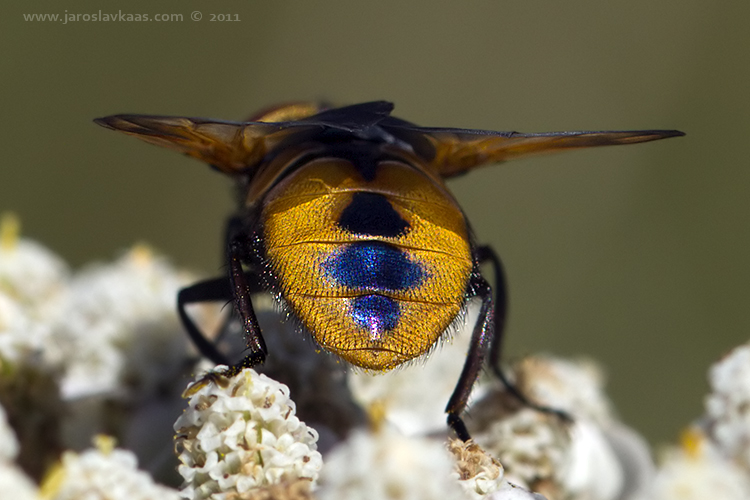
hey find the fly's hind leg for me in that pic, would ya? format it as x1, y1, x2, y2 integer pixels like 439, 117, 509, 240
445, 274, 495, 441
476, 245, 571, 421
445, 245, 573, 442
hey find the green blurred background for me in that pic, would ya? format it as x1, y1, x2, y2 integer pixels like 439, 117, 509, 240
2, 0, 748, 446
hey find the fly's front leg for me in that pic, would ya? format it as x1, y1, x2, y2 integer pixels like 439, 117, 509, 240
178, 276, 234, 366
477, 245, 571, 422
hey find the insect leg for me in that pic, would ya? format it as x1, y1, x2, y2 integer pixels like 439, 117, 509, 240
228, 238, 267, 368
179, 214, 266, 367
178, 277, 234, 365
445, 274, 495, 441
178, 270, 267, 365
476, 245, 571, 421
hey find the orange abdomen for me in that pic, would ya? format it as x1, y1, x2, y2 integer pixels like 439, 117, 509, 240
261, 157, 473, 370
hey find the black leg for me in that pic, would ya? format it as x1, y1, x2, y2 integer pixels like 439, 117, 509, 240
228, 238, 267, 368
177, 214, 268, 372
477, 245, 571, 421
178, 277, 234, 366
178, 270, 267, 364
445, 275, 495, 441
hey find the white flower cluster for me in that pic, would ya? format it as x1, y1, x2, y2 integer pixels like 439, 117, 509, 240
0, 214, 69, 371
53, 242, 193, 400
174, 367, 323, 499
1, 213, 200, 401
463, 355, 649, 500
317, 425, 467, 500
473, 406, 569, 495
42, 435, 181, 500
512, 356, 614, 423
0, 218, 203, 498
648, 428, 750, 500
647, 341, 750, 500
705, 343, 750, 468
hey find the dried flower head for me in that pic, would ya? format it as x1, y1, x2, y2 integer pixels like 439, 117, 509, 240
448, 439, 505, 499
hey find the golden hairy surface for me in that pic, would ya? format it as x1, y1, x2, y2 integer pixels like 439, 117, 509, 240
262, 159, 473, 370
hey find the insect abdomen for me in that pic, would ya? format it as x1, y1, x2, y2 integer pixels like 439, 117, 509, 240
261, 157, 473, 371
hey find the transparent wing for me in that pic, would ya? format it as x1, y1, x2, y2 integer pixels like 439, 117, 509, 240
392, 126, 685, 178
93, 114, 313, 175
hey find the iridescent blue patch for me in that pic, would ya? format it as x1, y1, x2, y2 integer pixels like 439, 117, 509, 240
323, 241, 423, 291
350, 295, 399, 338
